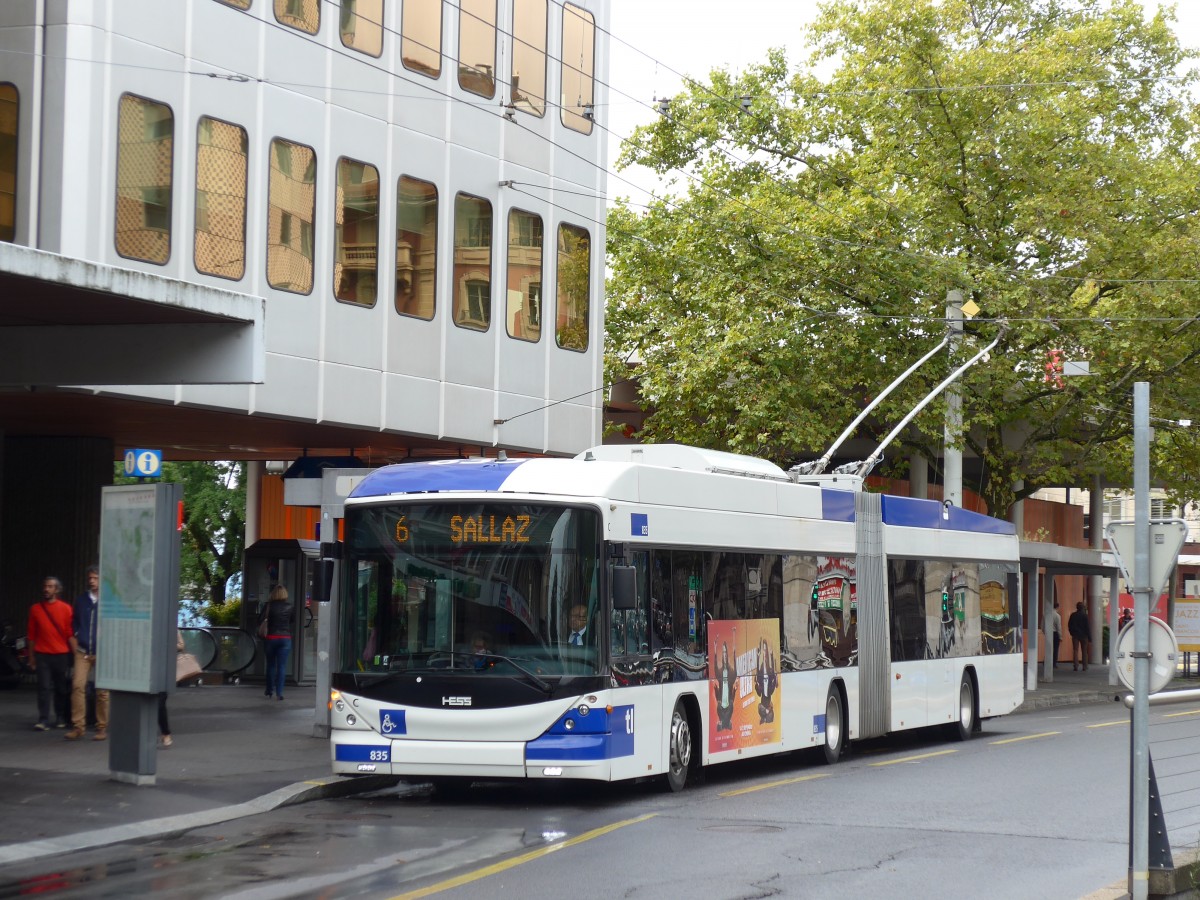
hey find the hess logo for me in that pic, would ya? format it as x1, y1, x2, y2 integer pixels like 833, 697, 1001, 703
442, 696, 472, 707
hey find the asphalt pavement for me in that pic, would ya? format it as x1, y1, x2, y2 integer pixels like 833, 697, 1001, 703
0, 662, 1155, 870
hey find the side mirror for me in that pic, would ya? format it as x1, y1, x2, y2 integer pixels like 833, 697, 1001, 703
312, 558, 336, 604
612, 565, 637, 611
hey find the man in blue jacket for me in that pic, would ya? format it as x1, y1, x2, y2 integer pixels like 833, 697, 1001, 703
65, 565, 109, 741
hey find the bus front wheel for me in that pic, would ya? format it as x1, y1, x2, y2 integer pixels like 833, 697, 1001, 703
947, 672, 976, 741
822, 686, 845, 765
664, 701, 694, 792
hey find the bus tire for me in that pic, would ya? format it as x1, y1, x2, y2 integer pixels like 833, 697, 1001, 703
822, 684, 845, 765
664, 700, 694, 792
947, 671, 976, 742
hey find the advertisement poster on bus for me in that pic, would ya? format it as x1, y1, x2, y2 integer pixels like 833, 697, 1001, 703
708, 618, 782, 753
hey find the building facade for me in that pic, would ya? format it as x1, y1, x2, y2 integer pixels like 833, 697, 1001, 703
0, 0, 610, 615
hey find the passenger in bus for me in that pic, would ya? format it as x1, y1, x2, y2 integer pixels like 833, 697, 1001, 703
471, 631, 491, 670
567, 604, 589, 646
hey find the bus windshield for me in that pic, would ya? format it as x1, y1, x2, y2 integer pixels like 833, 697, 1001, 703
340, 501, 602, 678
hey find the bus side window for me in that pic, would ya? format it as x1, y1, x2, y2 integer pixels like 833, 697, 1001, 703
612, 550, 650, 656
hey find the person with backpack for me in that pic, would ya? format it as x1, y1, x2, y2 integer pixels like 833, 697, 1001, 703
26, 576, 73, 730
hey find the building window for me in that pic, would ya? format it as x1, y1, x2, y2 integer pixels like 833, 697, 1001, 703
453, 192, 491, 331
1151, 497, 1169, 519
555, 222, 590, 351
194, 116, 247, 280
458, 0, 496, 98
0, 83, 16, 243
334, 157, 380, 307
396, 175, 438, 320
275, 0, 319, 33
511, 0, 547, 117
341, 0, 383, 57
402, 0, 441, 78
560, 3, 594, 134
267, 137, 316, 294
115, 94, 173, 265
506, 209, 542, 342
1102, 493, 1125, 522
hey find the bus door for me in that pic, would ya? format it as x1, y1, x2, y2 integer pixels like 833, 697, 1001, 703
608, 549, 662, 781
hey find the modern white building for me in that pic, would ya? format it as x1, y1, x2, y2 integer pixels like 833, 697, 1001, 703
0, 0, 610, 616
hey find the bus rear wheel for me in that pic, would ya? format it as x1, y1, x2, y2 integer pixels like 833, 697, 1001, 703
822, 686, 844, 765
664, 701, 694, 792
947, 672, 976, 741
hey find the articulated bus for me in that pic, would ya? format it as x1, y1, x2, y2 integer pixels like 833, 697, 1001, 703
329, 444, 1022, 791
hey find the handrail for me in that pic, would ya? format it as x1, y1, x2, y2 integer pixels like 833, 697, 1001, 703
1121, 688, 1200, 708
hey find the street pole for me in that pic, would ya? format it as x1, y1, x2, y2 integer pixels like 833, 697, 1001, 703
943, 291, 963, 508
1129, 382, 1151, 899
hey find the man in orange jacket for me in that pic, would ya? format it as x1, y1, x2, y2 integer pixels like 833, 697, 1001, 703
26, 576, 73, 730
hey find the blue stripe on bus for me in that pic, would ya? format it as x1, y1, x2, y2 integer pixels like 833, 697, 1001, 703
880, 495, 1016, 534
350, 459, 527, 498
821, 490, 856, 522
335, 744, 391, 762
526, 704, 635, 761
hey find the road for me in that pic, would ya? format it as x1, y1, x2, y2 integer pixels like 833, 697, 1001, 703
3, 700, 1198, 900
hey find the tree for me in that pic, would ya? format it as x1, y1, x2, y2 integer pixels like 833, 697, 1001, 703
606, 0, 1200, 516
114, 461, 246, 619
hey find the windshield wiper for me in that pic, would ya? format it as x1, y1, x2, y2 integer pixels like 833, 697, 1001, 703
425, 649, 553, 693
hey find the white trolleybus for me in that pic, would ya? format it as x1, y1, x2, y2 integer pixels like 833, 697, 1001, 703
330, 444, 1023, 791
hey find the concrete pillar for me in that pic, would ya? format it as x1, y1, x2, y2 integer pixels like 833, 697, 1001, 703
909, 453, 928, 499
1090, 478, 1105, 665
0, 436, 113, 625
245, 460, 263, 548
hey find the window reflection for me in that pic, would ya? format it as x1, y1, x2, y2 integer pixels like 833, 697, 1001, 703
560, 4, 595, 134
335, 157, 379, 306
458, 0, 496, 98
215, 0, 252, 8
402, 0, 441, 78
0, 83, 16, 243
274, 0, 319, 34
396, 175, 438, 320
453, 193, 491, 331
511, 0, 546, 117
267, 138, 316, 294
506, 209, 542, 341
115, 94, 173, 265
555, 223, 589, 350
195, 116, 247, 280
340, 0, 383, 56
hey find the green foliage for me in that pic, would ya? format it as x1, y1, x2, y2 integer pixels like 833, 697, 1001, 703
606, 0, 1200, 516
114, 461, 246, 619
200, 597, 242, 627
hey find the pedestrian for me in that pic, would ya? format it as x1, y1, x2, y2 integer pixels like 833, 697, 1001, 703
1051, 600, 1062, 669
1068, 601, 1091, 671
259, 585, 293, 700
25, 576, 74, 730
66, 564, 109, 741
158, 630, 183, 748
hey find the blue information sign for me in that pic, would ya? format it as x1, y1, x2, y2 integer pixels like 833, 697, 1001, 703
123, 449, 163, 478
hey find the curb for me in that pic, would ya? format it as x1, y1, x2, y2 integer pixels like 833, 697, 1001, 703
1015, 690, 1124, 714
0, 774, 399, 867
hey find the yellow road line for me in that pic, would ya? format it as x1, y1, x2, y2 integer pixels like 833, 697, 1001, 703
1087, 720, 1129, 729
390, 812, 658, 899
989, 731, 1060, 745
1164, 709, 1200, 718
720, 773, 829, 797
868, 748, 957, 767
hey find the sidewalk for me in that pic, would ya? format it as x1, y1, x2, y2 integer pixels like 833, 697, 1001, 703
0, 664, 1169, 869
0, 680, 392, 866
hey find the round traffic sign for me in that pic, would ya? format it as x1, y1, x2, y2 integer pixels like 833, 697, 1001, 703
1115, 616, 1178, 694
123, 449, 137, 477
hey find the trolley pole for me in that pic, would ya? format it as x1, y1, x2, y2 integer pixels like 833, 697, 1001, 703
1129, 382, 1151, 899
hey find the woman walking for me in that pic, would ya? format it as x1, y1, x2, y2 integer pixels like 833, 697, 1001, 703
260, 585, 294, 700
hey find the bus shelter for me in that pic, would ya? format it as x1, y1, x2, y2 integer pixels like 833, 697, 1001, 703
1020, 540, 1122, 690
